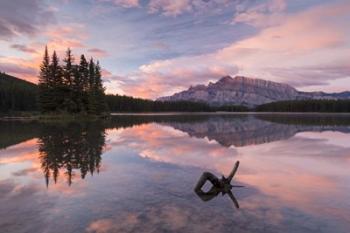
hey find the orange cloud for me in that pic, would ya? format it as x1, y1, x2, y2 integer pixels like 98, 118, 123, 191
1, 23, 110, 83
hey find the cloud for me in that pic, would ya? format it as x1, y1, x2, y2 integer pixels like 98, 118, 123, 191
0, 62, 37, 82
88, 48, 109, 58
115, 1, 350, 98
44, 24, 87, 52
118, 60, 238, 98
10, 44, 37, 54
232, 0, 286, 27
266, 63, 350, 88
0, 23, 90, 83
0, 0, 56, 40
148, 0, 192, 16
148, 0, 233, 16
98, 0, 140, 8
97, 0, 246, 16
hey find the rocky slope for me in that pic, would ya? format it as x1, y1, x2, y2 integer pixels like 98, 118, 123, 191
157, 76, 350, 107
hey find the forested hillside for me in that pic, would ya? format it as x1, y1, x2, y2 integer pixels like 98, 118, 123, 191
106, 94, 248, 112
0, 72, 38, 112
256, 100, 350, 112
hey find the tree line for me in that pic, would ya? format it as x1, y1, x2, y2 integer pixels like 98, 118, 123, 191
105, 94, 249, 112
38, 47, 107, 115
256, 99, 350, 112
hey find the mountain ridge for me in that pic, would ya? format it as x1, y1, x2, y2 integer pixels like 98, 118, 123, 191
157, 76, 350, 107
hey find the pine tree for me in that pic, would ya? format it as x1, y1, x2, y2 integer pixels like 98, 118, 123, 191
87, 58, 97, 114
72, 64, 83, 113
88, 58, 95, 89
94, 61, 107, 113
63, 48, 74, 86
79, 55, 89, 112
38, 46, 53, 112
62, 48, 75, 112
49, 51, 64, 111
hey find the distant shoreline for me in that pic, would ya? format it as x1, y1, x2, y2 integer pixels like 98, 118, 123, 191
2, 111, 350, 121
111, 112, 350, 116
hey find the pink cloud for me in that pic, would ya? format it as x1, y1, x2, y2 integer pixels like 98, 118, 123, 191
118, 62, 238, 99
116, 1, 350, 98
98, 0, 140, 8
0, 56, 40, 83
1, 23, 90, 82
44, 24, 87, 53
88, 48, 109, 58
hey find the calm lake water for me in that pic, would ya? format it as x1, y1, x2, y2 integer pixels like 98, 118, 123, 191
1, 114, 350, 233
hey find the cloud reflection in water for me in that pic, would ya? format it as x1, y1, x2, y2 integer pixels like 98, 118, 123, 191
0, 114, 350, 232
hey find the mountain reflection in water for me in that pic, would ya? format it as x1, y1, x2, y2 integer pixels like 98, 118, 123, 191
1, 114, 350, 186
1, 114, 350, 233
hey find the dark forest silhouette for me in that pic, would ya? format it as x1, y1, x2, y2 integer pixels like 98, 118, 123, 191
0, 72, 38, 112
256, 99, 350, 112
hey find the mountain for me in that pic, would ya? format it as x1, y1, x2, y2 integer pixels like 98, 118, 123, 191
0, 72, 38, 111
157, 76, 350, 107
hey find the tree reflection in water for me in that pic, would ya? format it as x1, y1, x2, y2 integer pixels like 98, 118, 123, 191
38, 121, 106, 187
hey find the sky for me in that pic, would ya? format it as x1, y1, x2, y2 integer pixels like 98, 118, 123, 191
0, 0, 349, 99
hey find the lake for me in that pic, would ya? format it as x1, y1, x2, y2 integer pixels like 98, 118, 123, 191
1, 113, 350, 233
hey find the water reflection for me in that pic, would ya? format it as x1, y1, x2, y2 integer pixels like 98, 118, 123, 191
161, 114, 350, 147
1, 115, 350, 187
1, 114, 350, 233
0, 120, 40, 149
38, 122, 106, 187
195, 161, 243, 208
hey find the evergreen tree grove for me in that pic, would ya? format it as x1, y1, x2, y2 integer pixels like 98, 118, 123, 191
38, 47, 107, 115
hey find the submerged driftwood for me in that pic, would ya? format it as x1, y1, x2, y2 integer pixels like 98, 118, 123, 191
194, 161, 243, 209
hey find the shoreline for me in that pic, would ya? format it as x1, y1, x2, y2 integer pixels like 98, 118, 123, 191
1, 111, 350, 121
111, 111, 350, 116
